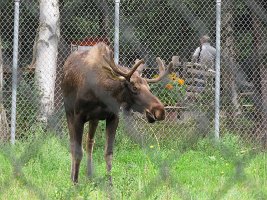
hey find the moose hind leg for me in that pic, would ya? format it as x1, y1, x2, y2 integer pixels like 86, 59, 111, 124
105, 115, 119, 183
87, 120, 99, 177
66, 113, 76, 182
70, 118, 84, 183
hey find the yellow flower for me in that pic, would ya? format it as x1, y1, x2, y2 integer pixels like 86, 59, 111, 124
168, 72, 177, 80
165, 83, 174, 90
150, 145, 154, 149
177, 78, 185, 86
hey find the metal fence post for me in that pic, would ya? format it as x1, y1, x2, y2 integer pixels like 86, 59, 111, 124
114, 0, 120, 64
11, 0, 20, 144
215, 0, 221, 141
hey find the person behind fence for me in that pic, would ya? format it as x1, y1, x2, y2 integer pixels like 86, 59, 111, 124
192, 35, 216, 69
192, 35, 216, 89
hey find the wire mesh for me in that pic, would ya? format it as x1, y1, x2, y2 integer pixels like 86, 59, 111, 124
0, 0, 266, 147
219, 0, 267, 146
0, 0, 267, 199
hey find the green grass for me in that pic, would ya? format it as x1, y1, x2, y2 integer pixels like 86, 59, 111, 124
0, 124, 266, 200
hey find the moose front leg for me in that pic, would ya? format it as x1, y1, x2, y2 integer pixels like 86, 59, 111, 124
86, 120, 99, 177
105, 115, 119, 184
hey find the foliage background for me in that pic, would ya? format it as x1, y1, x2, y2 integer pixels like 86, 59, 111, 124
0, 0, 266, 150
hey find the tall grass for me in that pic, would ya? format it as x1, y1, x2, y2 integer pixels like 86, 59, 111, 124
0, 123, 266, 200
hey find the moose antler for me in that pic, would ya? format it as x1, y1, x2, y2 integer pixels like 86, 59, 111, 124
126, 59, 145, 80
146, 57, 173, 83
135, 59, 146, 75
103, 53, 144, 81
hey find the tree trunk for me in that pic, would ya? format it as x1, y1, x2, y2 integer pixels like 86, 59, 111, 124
260, 65, 267, 147
251, 12, 267, 147
0, 38, 9, 141
35, 0, 60, 124
221, 0, 242, 119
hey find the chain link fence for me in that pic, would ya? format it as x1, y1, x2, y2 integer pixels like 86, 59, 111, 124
0, 0, 267, 147
0, 0, 267, 199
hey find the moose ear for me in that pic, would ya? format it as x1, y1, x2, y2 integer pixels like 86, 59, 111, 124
135, 59, 146, 75
118, 76, 126, 81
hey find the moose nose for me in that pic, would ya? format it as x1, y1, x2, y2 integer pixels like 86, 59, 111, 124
154, 108, 165, 121
152, 104, 165, 121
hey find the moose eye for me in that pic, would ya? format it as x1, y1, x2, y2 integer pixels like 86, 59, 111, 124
132, 86, 138, 91
128, 82, 139, 94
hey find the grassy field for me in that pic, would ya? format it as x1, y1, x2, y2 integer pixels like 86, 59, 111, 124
0, 124, 266, 200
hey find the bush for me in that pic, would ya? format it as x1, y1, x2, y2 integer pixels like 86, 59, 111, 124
150, 72, 186, 106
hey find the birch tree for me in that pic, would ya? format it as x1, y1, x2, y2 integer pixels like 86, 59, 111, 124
0, 38, 9, 141
35, 0, 60, 123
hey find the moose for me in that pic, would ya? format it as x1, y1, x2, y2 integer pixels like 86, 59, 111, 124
62, 42, 173, 183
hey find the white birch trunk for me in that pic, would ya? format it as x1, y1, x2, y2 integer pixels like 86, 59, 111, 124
35, 0, 60, 123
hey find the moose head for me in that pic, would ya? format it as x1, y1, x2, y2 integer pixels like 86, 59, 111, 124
102, 49, 173, 123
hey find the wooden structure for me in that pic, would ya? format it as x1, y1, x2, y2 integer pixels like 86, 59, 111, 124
168, 56, 254, 121
71, 36, 110, 52
167, 57, 215, 118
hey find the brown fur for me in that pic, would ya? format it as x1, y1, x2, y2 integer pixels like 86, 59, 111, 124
62, 42, 166, 184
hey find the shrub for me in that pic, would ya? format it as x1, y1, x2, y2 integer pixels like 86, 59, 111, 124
150, 73, 186, 106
